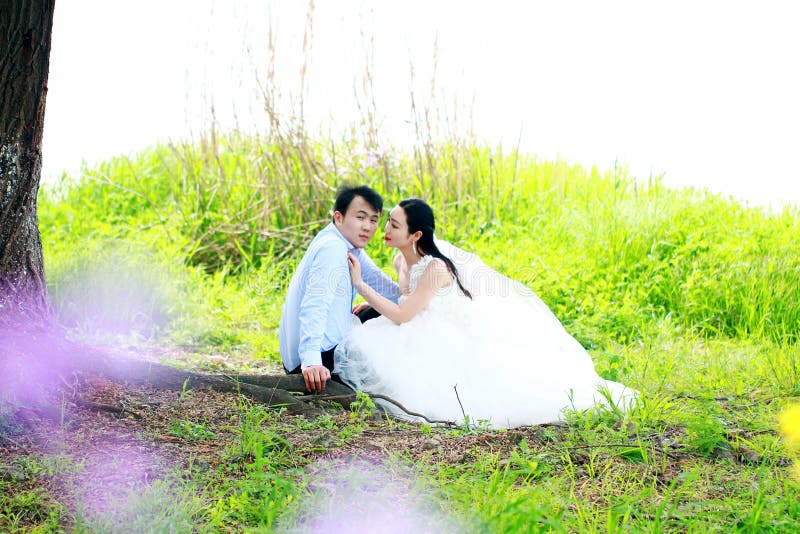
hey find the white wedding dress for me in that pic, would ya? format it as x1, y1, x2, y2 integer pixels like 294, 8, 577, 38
334, 243, 635, 429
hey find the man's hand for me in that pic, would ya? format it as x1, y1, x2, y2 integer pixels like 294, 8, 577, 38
352, 302, 370, 315
302, 365, 331, 393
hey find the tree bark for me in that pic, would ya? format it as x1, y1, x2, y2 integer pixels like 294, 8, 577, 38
0, 0, 56, 332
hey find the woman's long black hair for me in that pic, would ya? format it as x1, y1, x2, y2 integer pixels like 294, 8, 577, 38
398, 198, 473, 299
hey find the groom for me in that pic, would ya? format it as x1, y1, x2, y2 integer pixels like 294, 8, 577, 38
279, 185, 399, 393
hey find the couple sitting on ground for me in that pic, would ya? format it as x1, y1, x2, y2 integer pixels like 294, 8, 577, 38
279, 185, 634, 428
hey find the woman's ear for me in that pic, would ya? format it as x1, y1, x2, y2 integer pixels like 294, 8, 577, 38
412, 230, 423, 242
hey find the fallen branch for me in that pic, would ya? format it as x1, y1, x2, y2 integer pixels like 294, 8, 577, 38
73, 397, 142, 419
296, 392, 456, 426
369, 392, 457, 426
0, 434, 26, 450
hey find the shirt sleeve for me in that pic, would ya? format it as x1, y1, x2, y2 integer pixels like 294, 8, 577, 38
297, 241, 349, 368
355, 248, 401, 303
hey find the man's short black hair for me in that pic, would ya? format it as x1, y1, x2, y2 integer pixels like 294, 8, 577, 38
333, 185, 384, 216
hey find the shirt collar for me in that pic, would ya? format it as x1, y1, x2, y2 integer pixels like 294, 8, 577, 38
327, 222, 357, 252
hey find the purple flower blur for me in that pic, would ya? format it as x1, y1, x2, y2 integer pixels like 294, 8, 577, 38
282, 457, 461, 533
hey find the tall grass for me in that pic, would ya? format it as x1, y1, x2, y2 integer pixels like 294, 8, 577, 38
39, 134, 800, 349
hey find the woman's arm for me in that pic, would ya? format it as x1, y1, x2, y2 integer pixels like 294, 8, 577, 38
354, 248, 401, 303
393, 253, 410, 295
348, 252, 451, 325
392, 253, 404, 273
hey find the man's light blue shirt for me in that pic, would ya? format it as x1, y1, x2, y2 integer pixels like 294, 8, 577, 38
279, 223, 400, 371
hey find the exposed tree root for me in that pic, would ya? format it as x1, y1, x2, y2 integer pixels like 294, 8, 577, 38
296, 392, 457, 426
72, 397, 143, 420
4, 333, 440, 425
76, 350, 357, 417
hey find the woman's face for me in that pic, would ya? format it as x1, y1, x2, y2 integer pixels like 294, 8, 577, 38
383, 205, 413, 250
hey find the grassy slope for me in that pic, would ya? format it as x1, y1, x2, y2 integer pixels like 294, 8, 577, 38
3, 136, 798, 532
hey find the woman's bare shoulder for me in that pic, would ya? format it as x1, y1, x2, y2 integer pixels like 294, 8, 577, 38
425, 256, 449, 272
423, 257, 453, 286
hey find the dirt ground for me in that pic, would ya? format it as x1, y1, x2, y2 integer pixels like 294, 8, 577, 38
0, 349, 582, 529
2, 348, 760, 531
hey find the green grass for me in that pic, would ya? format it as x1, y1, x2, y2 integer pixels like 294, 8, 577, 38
39, 136, 800, 350
17, 133, 800, 531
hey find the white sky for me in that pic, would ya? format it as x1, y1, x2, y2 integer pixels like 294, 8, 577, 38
43, 0, 800, 209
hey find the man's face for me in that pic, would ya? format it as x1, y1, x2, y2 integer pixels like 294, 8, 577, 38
333, 195, 380, 248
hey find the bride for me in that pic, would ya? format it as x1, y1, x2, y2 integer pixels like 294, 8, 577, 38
334, 198, 635, 428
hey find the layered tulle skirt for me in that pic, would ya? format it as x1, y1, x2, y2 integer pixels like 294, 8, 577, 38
335, 285, 635, 428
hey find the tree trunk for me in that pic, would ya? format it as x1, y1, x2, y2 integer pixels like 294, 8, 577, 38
0, 0, 56, 332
